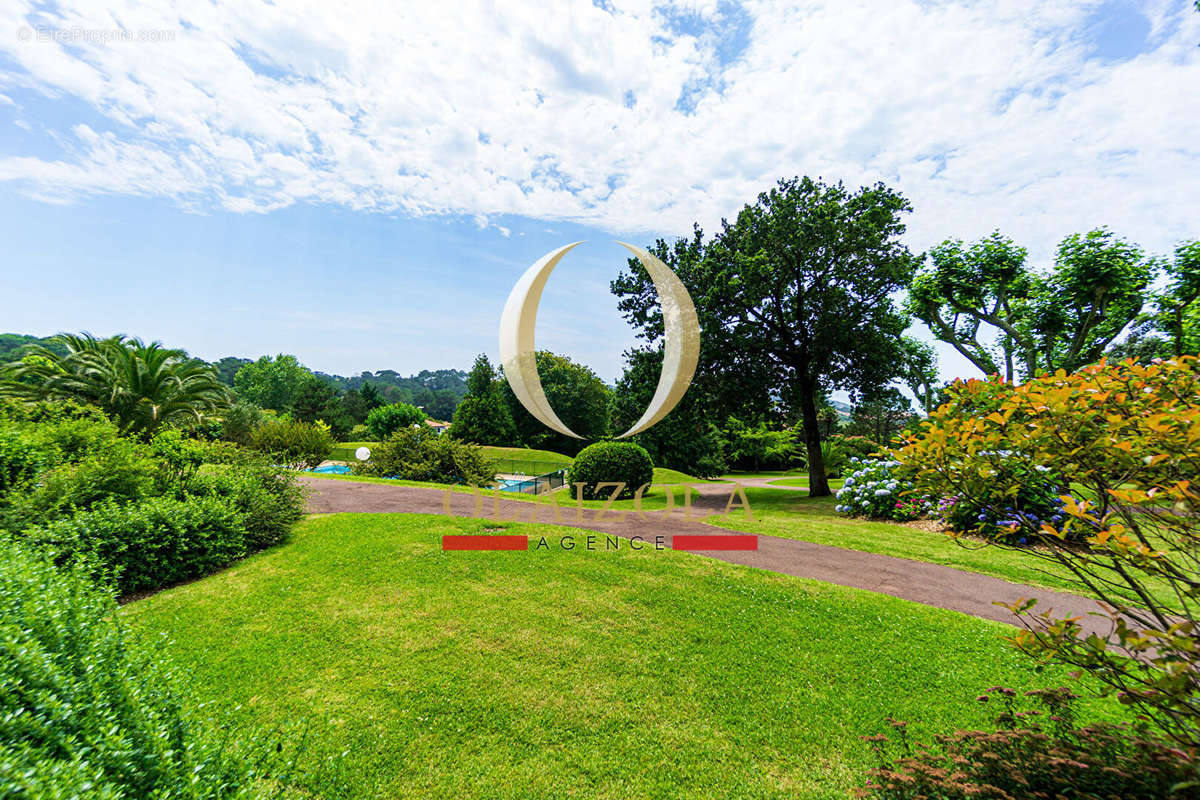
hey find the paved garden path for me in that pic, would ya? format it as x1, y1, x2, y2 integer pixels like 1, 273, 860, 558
299, 476, 1115, 638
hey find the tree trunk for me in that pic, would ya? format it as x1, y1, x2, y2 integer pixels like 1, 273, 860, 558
799, 384, 830, 497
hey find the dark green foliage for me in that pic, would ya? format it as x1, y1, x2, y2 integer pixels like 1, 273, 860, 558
0, 332, 65, 363
250, 418, 334, 470
1107, 239, 1200, 362
449, 354, 518, 446
365, 402, 426, 440
610, 347, 725, 478
612, 177, 919, 496
290, 377, 338, 421
316, 369, 466, 420
339, 381, 383, 424
185, 467, 305, 551
353, 426, 495, 486
219, 401, 264, 445
828, 433, 880, 461
500, 351, 610, 456
860, 687, 1199, 799
721, 417, 797, 472
209, 356, 251, 387
566, 441, 654, 500
0, 333, 232, 434
845, 388, 914, 445
23, 496, 248, 595
0, 536, 267, 797
939, 460, 1069, 545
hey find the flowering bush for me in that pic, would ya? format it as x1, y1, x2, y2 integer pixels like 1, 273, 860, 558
894, 357, 1200, 747
935, 453, 1070, 544
835, 457, 933, 521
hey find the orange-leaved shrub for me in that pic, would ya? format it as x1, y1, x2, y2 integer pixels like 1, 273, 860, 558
894, 357, 1200, 747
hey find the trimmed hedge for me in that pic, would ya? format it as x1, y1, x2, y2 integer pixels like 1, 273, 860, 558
186, 467, 305, 551
23, 496, 248, 595
566, 441, 653, 500
0, 536, 266, 797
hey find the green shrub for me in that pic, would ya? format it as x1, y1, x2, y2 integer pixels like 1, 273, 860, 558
566, 441, 653, 500
23, 496, 248, 595
187, 467, 305, 550
0, 397, 109, 426
4, 437, 160, 529
250, 417, 333, 469
219, 401, 264, 445
935, 457, 1070, 545
0, 422, 52, 495
30, 415, 122, 463
818, 438, 849, 478
860, 687, 1199, 799
354, 426, 495, 486
147, 427, 207, 486
0, 536, 266, 797
195, 438, 260, 465
829, 433, 880, 461
365, 402, 425, 440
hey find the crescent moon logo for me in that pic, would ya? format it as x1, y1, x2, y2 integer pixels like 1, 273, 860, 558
499, 241, 701, 440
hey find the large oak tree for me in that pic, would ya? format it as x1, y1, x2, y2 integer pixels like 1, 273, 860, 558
612, 176, 919, 496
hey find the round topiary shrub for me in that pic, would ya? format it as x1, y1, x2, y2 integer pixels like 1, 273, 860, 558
566, 441, 653, 500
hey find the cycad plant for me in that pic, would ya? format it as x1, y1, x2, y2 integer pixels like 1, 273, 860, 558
0, 333, 232, 434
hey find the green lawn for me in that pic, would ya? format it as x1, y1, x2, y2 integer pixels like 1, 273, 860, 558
479, 445, 573, 465
652, 466, 714, 484
124, 513, 1116, 799
719, 469, 807, 480
766, 477, 810, 487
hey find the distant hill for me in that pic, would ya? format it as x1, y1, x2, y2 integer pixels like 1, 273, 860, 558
0, 333, 63, 362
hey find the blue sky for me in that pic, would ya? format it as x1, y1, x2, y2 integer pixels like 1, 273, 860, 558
1, 0, 1197, 385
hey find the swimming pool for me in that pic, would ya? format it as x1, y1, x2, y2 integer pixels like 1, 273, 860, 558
311, 464, 352, 475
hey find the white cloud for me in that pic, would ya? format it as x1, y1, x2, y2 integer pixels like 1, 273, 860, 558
0, 0, 1196, 263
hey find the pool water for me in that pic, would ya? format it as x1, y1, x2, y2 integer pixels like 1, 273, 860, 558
311, 464, 352, 474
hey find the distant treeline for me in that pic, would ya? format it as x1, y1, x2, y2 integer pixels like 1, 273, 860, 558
1, 334, 468, 421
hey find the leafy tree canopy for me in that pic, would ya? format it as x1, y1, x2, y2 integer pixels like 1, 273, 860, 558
909, 228, 1156, 380
449, 354, 518, 447
610, 347, 725, 477
612, 176, 919, 496
233, 354, 313, 411
0, 333, 231, 434
500, 351, 610, 456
